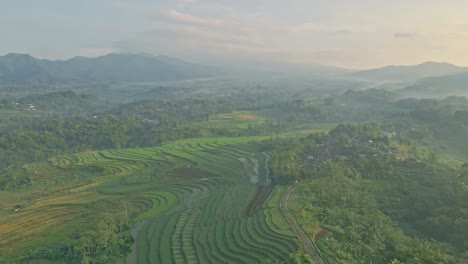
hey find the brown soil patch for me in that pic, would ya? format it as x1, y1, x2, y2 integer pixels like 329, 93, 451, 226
245, 185, 273, 216
314, 227, 329, 241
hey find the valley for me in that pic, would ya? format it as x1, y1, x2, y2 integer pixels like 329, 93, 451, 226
0, 53, 467, 264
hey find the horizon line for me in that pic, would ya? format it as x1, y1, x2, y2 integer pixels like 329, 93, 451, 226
1, 52, 467, 71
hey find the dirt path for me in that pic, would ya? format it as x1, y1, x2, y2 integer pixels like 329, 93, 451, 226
280, 185, 324, 264
122, 220, 147, 264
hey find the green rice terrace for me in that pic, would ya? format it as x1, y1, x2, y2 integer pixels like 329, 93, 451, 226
0, 137, 298, 263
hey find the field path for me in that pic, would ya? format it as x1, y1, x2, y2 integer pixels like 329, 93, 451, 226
123, 220, 147, 264
280, 185, 324, 264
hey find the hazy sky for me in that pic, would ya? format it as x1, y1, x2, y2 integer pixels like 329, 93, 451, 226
1, 0, 468, 69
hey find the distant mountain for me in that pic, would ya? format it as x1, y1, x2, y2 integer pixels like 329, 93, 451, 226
400, 72, 468, 98
0, 53, 221, 85
351, 61, 468, 82
0, 54, 56, 84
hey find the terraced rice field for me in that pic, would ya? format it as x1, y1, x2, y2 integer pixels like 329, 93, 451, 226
0, 137, 297, 263
128, 139, 297, 263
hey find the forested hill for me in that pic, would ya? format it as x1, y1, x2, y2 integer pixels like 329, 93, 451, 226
0, 53, 221, 85
352, 61, 467, 82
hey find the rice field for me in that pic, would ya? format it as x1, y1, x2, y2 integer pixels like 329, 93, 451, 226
0, 137, 297, 263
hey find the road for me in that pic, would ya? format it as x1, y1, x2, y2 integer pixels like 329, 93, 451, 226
280, 185, 324, 264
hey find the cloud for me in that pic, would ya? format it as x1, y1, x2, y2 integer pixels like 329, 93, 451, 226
394, 32, 417, 39
159, 10, 223, 27
109, 2, 468, 68
116, 24, 274, 56
148, 9, 271, 54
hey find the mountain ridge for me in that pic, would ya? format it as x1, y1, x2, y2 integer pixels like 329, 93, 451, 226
0, 53, 220, 85
2, 53, 468, 86
352, 61, 468, 82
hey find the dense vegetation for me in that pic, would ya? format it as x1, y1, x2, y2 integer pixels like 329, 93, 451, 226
291, 162, 462, 264
274, 123, 467, 263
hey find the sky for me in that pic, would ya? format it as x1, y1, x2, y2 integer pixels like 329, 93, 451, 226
1, 0, 468, 69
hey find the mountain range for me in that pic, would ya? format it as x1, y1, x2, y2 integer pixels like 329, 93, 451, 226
351, 61, 468, 82
0, 53, 219, 85
1, 53, 468, 99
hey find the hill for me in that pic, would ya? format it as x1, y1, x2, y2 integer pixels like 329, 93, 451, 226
0, 53, 221, 85
401, 72, 468, 98
352, 61, 467, 82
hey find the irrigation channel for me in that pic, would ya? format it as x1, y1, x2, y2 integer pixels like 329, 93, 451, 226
261, 151, 272, 185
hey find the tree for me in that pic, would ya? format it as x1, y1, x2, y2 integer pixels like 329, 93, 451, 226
75, 215, 132, 264
289, 251, 312, 264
